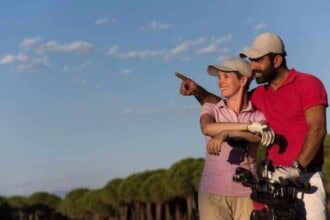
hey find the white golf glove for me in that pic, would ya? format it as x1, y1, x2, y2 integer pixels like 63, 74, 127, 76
247, 122, 275, 146
271, 166, 300, 182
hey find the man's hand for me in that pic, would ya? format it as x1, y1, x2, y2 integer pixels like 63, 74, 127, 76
175, 72, 221, 105
175, 72, 198, 96
247, 122, 275, 146
271, 166, 300, 182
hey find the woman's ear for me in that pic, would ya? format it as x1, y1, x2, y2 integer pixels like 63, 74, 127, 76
241, 76, 248, 87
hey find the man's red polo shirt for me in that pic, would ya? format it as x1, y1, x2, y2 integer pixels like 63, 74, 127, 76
251, 69, 328, 166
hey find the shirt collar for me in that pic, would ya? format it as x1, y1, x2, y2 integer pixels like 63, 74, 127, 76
281, 68, 298, 86
264, 68, 298, 90
216, 99, 255, 113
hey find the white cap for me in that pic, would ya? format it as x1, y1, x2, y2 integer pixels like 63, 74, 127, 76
207, 58, 251, 77
240, 32, 286, 59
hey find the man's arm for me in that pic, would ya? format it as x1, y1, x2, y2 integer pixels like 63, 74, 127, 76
271, 105, 327, 182
175, 72, 220, 105
297, 105, 327, 168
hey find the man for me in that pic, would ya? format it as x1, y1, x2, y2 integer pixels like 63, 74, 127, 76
176, 32, 328, 219
198, 58, 273, 220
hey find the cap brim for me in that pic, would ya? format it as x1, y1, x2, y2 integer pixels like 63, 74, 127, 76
239, 48, 267, 59
207, 65, 235, 76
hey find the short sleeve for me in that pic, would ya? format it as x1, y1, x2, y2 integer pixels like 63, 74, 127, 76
200, 103, 216, 119
254, 110, 266, 123
300, 75, 328, 111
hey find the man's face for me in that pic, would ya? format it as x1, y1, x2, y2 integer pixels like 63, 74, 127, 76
250, 55, 276, 84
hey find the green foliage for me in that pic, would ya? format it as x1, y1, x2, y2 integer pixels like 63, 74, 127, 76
0, 197, 10, 209
165, 158, 200, 198
6, 196, 28, 209
77, 189, 114, 215
323, 134, 330, 192
324, 134, 330, 143
5, 137, 329, 219
191, 158, 205, 192
28, 191, 61, 210
0, 197, 11, 219
118, 170, 155, 204
139, 169, 168, 203
102, 178, 124, 209
64, 188, 90, 201
58, 188, 90, 218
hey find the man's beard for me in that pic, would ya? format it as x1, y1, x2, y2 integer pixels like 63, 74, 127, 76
253, 65, 276, 84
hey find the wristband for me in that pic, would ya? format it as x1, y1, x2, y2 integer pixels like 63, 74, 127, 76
291, 160, 305, 173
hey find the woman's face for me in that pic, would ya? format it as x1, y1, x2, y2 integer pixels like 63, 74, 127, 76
217, 71, 243, 98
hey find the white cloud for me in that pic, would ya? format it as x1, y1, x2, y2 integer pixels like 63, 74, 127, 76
255, 23, 267, 31
95, 17, 109, 25
144, 21, 170, 31
65, 41, 94, 54
20, 36, 42, 50
95, 17, 116, 25
37, 41, 94, 54
169, 37, 205, 55
0, 53, 29, 64
71, 77, 88, 85
196, 45, 230, 56
196, 44, 218, 55
0, 53, 49, 72
194, 34, 232, 56
120, 68, 133, 75
105, 35, 233, 61
63, 61, 91, 73
106, 44, 166, 59
118, 49, 166, 59
18, 57, 49, 72
170, 42, 190, 55
106, 45, 119, 56
216, 55, 227, 62
211, 34, 233, 44
37, 41, 60, 53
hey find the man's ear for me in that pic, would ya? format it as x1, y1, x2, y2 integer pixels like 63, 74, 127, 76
274, 55, 283, 68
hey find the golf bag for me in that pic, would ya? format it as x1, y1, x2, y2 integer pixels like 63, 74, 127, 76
233, 159, 310, 220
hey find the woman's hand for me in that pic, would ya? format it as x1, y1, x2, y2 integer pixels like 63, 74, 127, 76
207, 131, 229, 155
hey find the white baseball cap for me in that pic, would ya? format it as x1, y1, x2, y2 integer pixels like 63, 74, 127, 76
240, 32, 286, 59
207, 58, 251, 77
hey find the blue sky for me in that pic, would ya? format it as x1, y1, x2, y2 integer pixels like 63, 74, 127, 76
0, 0, 329, 197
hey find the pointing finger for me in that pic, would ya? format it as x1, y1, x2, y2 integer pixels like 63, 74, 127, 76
175, 72, 190, 81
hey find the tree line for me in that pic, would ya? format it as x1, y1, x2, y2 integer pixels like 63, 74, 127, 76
1, 134, 329, 220
0, 158, 204, 220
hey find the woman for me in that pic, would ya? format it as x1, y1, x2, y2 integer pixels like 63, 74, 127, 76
198, 58, 273, 220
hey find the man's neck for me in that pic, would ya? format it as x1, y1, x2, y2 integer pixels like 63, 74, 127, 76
270, 68, 290, 91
